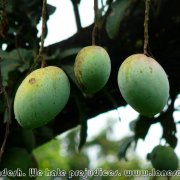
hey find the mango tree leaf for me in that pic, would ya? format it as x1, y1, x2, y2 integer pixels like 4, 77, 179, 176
0, 48, 33, 85
118, 135, 134, 160
47, 4, 56, 16
43, 47, 81, 63
59, 47, 81, 60
5, 0, 13, 13
78, 118, 88, 150
72, 88, 89, 150
129, 119, 137, 132
3, 0, 56, 49
61, 64, 77, 86
60, 47, 81, 86
160, 113, 177, 148
133, 116, 152, 140
106, 0, 133, 39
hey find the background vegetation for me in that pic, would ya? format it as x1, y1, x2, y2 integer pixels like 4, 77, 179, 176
0, 0, 180, 179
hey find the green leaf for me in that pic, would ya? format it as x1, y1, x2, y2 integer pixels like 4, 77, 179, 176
118, 135, 134, 160
78, 118, 88, 150
106, 0, 133, 39
60, 47, 81, 86
129, 119, 137, 132
47, 4, 56, 16
61, 64, 77, 85
134, 116, 152, 140
160, 114, 177, 148
72, 89, 89, 150
43, 47, 80, 63
0, 48, 33, 85
59, 47, 81, 60
5, 0, 13, 13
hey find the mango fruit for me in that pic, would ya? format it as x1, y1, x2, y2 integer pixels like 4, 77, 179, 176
149, 145, 178, 171
74, 46, 111, 94
14, 66, 70, 129
117, 54, 169, 117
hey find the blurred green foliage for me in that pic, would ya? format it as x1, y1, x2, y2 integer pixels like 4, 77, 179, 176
33, 121, 146, 180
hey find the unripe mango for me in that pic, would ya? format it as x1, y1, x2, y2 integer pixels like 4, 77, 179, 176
14, 66, 70, 129
74, 46, 111, 94
150, 145, 178, 171
117, 54, 169, 117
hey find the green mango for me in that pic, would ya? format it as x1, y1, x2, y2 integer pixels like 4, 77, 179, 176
117, 54, 169, 117
150, 145, 178, 171
74, 46, 111, 94
14, 66, 70, 129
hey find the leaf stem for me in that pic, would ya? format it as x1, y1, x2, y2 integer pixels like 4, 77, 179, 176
144, 0, 151, 56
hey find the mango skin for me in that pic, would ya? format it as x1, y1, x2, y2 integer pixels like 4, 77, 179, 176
150, 145, 179, 171
14, 66, 70, 129
117, 54, 169, 117
74, 46, 111, 94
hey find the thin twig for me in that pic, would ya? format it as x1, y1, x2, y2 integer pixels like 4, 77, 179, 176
27, 0, 47, 72
92, 0, 98, 45
39, 0, 47, 67
92, 0, 113, 45
144, 0, 151, 55
0, 59, 12, 162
